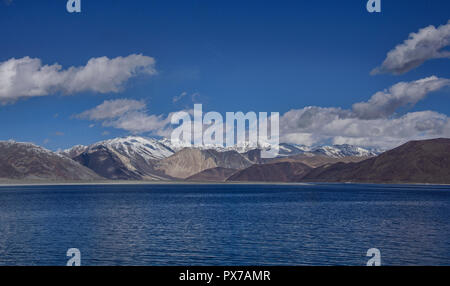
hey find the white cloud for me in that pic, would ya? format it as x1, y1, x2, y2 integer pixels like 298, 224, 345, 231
76, 99, 179, 136
372, 21, 450, 75
280, 77, 450, 149
76, 99, 146, 120
281, 108, 450, 149
105, 111, 172, 134
352, 76, 450, 119
0, 54, 156, 104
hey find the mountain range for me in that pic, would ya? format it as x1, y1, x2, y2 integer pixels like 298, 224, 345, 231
1, 136, 449, 184
67, 137, 174, 180
0, 141, 101, 182
301, 138, 450, 184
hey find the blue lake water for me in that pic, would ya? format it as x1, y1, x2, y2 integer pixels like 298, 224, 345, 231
0, 183, 449, 266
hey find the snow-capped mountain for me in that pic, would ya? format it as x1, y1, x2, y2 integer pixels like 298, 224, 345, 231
312, 144, 381, 158
62, 136, 174, 161
59, 136, 383, 180
63, 136, 382, 162
278, 143, 312, 156
276, 143, 382, 158
60, 145, 88, 158
90, 136, 175, 161
159, 139, 381, 158
158, 138, 266, 154
62, 136, 175, 180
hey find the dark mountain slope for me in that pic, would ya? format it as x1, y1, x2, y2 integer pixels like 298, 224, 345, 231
73, 145, 142, 180
302, 138, 450, 184
0, 141, 102, 181
263, 154, 371, 168
227, 161, 312, 183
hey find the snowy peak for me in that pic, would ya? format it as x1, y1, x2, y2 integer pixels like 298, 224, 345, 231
63, 136, 382, 163
60, 145, 88, 158
158, 138, 263, 154
277, 143, 382, 158
160, 140, 381, 158
278, 143, 312, 156
59, 136, 174, 161
64, 136, 176, 181
91, 136, 174, 161
313, 144, 379, 158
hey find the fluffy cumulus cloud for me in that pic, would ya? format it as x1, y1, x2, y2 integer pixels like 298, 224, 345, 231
352, 76, 450, 119
76, 99, 178, 136
281, 109, 450, 149
0, 54, 156, 104
372, 21, 450, 75
280, 77, 450, 149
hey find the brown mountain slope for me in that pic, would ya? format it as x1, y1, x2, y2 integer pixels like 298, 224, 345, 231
227, 161, 312, 183
0, 141, 102, 181
155, 148, 254, 179
302, 138, 450, 184
185, 167, 238, 182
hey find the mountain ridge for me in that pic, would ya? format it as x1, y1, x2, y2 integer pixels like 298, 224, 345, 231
70, 136, 174, 180
227, 161, 313, 183
0, 141, 102, 181
302, 138, 450, 184
155, 148, 255, 179
3, 136, 448, 184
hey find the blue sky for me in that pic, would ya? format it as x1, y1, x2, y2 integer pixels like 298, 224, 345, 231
0, 0, 450, 150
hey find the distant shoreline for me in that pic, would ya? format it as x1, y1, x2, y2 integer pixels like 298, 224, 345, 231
0, 180, 313, 187
1, 180, 450, 187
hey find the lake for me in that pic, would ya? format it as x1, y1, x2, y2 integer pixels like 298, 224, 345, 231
0, 183, 449, 266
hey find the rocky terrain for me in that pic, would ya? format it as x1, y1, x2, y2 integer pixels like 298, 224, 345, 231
302, 138, 450, 184
186, 167, 238, 182
155, 148, 255, 179
65, 136, 175, 180
278, 143, 382, 158
263, 154, 371, 168
2, 136, 448, 185
227, 161, 312, 182
0, 141, 101, 181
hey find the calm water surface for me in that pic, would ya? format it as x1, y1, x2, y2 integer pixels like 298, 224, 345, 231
0, 183, 449, 265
